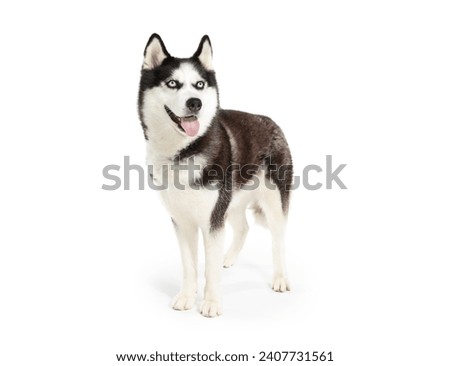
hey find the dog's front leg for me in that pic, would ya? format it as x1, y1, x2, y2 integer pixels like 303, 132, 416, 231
201, 228, 224, 317
172, 222, 198, 311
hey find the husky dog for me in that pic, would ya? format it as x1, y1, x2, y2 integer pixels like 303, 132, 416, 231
138, 34, 293, 317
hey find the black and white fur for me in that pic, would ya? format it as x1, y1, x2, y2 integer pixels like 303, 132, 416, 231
138, 34, 293, 317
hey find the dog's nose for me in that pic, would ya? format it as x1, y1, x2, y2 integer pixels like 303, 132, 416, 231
186, 98, 202, 113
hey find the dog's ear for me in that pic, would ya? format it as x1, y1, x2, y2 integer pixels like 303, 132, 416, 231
143, 34, 170, 70
193, 35, 213, 71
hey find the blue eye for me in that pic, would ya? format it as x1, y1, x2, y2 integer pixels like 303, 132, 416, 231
167, 80, 178, 88
195, 81, 205, 89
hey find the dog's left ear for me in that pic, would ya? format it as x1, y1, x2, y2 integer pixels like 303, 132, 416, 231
193, 35, 213, 71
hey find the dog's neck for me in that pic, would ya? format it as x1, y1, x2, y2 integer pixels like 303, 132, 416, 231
144, 115, 194, 159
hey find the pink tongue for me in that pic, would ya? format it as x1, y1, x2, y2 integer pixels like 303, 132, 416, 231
180, 118, 200, 137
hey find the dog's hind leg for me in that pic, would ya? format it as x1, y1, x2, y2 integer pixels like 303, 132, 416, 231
223, 209, 249, 268
268, 216, 290, 292
172, 221, 199, 311
259, 184, 291, 292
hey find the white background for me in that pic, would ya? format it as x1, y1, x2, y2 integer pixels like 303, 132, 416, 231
1, 1, 449, 365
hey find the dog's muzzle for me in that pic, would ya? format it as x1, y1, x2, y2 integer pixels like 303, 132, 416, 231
164, 105, 200, 137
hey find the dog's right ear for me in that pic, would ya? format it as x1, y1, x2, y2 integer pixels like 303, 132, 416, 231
143, 34, 170, 70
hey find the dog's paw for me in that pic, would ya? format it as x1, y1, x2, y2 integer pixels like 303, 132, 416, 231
272, 276, 291, 292
172, 293, 196, 311
200, 300, 223, 317
223, 252, 237, 268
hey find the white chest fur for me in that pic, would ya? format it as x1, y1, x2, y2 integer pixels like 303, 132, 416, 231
147, 151, 218, 228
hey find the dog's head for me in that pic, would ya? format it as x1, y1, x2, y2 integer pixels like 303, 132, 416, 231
138, 34, 219, 141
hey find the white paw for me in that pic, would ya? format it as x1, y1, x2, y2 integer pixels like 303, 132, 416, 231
172, 293, 196, 311
223, 252, 238, 268
272, 276, 291, 292
200, 300, 223, 317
